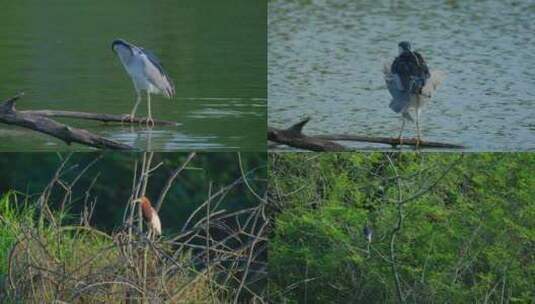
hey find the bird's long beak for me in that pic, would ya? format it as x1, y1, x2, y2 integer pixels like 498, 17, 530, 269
132, 198, 142, 204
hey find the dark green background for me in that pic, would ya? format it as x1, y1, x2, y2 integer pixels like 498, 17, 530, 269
0, 152, 266, 233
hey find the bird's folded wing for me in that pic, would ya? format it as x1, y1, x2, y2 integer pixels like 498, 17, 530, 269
384, 62, 410, 113
151, 211, 162, 235
141, 50, 175, 98
384, 60, 446, 112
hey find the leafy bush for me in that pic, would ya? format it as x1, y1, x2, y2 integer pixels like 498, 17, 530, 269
268, 153, 535, 303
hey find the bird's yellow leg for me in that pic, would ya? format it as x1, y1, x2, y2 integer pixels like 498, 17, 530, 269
146, 92, 154, 127
122, 92, 141, 124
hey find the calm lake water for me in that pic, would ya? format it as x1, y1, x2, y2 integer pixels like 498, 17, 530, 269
0, 0, 266, 151
269, 0, 535, 151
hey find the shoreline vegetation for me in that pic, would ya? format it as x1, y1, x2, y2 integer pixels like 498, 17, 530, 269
268, 153, 534, 303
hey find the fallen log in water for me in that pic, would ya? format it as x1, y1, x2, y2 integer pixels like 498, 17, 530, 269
0, 93, 134, 150
20, 110, 178, 126
268, 118, 347, 152
269, 117, 465, 151
315, 134, 464, 149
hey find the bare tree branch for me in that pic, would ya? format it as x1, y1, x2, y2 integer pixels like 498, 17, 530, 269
155, 152, 196, 211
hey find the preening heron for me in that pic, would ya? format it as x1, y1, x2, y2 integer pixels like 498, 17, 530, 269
133, 196, 162, 237
112, 39, 175, 127
384, 41, 445, 146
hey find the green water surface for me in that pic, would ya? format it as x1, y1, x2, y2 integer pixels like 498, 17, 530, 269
0, 0, 266, 151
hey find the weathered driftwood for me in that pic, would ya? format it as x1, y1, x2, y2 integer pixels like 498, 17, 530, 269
268, 118, 347, 151
20, 110, 178, 126
269, 118, 464, 151
0, 93, 134, 150
315, 134, 464, 149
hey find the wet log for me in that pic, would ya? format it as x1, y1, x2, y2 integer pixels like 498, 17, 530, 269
315, 134, 464, 149
268, 118, 347, 152
20, 110, 178, 126
0, 93, 134, 150
269, 118, 464, 151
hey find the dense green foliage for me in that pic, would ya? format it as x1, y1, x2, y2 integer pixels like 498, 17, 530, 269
268, 153, 535, 303
0, 192, 31, 277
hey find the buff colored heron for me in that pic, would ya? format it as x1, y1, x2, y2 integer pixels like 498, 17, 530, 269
133, 196, 162, 237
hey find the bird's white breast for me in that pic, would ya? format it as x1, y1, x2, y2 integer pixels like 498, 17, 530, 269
121, 53, 160, 94
150, 210, 162, 235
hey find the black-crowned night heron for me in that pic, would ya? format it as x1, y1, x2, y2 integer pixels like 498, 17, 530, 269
363, 225, 373, 243
112, 39, 175, 127
384, 41, 445, 146
363, 224, 373, 257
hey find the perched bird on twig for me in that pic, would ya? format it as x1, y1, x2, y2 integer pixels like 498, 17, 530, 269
112, 39, 175, 127
363, 225, 373, 243
363, 224, 373, 257
384, 41, 445, 146
132, 196, 162, 237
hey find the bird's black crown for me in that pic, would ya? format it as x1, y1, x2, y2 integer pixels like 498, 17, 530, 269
398, 41, 412, 52
111, 39, 131, 53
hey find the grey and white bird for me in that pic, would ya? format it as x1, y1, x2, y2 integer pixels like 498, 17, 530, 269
363, 225, 373, 243
384, 41, 445, 146
363, 224, 373, 257
112, 39, 175, 127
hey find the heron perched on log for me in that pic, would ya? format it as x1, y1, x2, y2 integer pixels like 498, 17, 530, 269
384, 41, 445, 146
112, 39, 175, 127
133, 196, 162, 237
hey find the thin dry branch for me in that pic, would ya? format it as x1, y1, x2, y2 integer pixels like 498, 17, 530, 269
155, 152, 196, 211
386, 155, 406, 304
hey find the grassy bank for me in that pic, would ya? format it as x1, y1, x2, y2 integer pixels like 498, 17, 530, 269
0, 192, 216, 303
